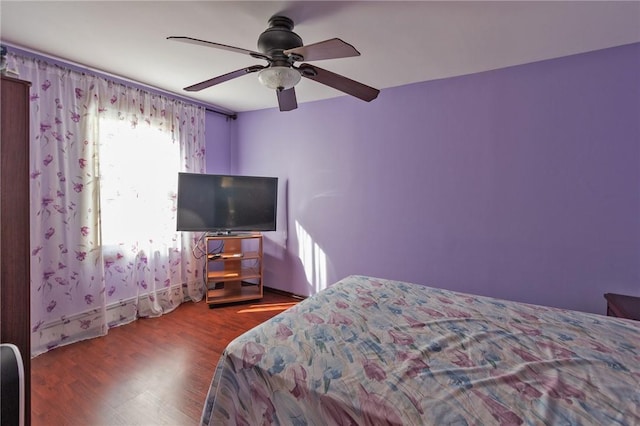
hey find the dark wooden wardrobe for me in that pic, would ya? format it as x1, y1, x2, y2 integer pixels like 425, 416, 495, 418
1, 75, 31, 425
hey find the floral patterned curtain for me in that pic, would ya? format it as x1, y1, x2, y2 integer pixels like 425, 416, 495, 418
9, 52, 206, 356
96, 79, 206, 324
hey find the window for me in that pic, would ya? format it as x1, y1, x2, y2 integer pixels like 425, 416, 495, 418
99, 118, 180, 247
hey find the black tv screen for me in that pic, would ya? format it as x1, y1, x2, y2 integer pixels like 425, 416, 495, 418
176, 173, 278, 232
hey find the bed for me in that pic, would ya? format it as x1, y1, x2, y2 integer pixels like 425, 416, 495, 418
201, 275, 640, 425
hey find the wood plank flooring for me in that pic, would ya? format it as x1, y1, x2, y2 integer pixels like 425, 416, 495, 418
30, 290, 301, 425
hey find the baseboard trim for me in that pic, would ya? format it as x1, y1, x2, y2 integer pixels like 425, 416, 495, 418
32, 282, 191, 356
263, 286, 307, 300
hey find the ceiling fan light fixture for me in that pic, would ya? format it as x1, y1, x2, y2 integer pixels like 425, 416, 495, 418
258, 66, 301, 90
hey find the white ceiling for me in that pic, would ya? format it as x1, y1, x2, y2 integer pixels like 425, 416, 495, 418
2, 1, 639, 113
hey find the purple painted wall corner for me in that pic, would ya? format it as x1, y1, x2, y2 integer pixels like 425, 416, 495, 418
205, 113, 232, 174
207, 43, 640, 315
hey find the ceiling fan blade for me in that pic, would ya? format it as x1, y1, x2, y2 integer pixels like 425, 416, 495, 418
276, 87, 298, 111
184, 65, 267, 92
284, 38, 360, 62
167, 36, 270, 61
298, 64, 379, 102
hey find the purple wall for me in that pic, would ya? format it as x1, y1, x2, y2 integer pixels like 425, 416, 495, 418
212, 43, 640, 315
205, 112, 233, 174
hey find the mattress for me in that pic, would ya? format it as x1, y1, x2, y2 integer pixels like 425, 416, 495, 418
201, 275, 640, 425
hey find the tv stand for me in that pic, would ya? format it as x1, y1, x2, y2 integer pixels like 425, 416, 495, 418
205, 233, 263, 306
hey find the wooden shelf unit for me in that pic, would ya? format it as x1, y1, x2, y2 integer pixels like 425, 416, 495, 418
205, 234, 264, 306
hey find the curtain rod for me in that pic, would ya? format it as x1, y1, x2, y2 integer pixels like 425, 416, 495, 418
207, 108, 237, 120
4, 42, 238, 120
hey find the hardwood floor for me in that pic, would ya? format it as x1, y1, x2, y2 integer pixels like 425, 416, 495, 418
30, 290, 301, 425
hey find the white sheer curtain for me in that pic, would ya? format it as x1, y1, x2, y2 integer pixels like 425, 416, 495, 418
97, 80, 206, 323
9, 52, 206, 356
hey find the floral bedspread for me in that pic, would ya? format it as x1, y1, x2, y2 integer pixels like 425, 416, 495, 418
201, 275, 640, 425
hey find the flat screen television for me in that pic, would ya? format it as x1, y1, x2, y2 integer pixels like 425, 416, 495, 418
176, 173, 278, 233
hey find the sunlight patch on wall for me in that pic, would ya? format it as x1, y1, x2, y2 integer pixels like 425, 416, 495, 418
295, 221, 328, 293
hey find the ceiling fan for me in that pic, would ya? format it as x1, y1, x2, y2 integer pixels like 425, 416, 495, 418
168, 15, 379, 112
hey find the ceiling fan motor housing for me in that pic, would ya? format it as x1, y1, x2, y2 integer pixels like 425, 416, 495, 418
257, 16, 303, 61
